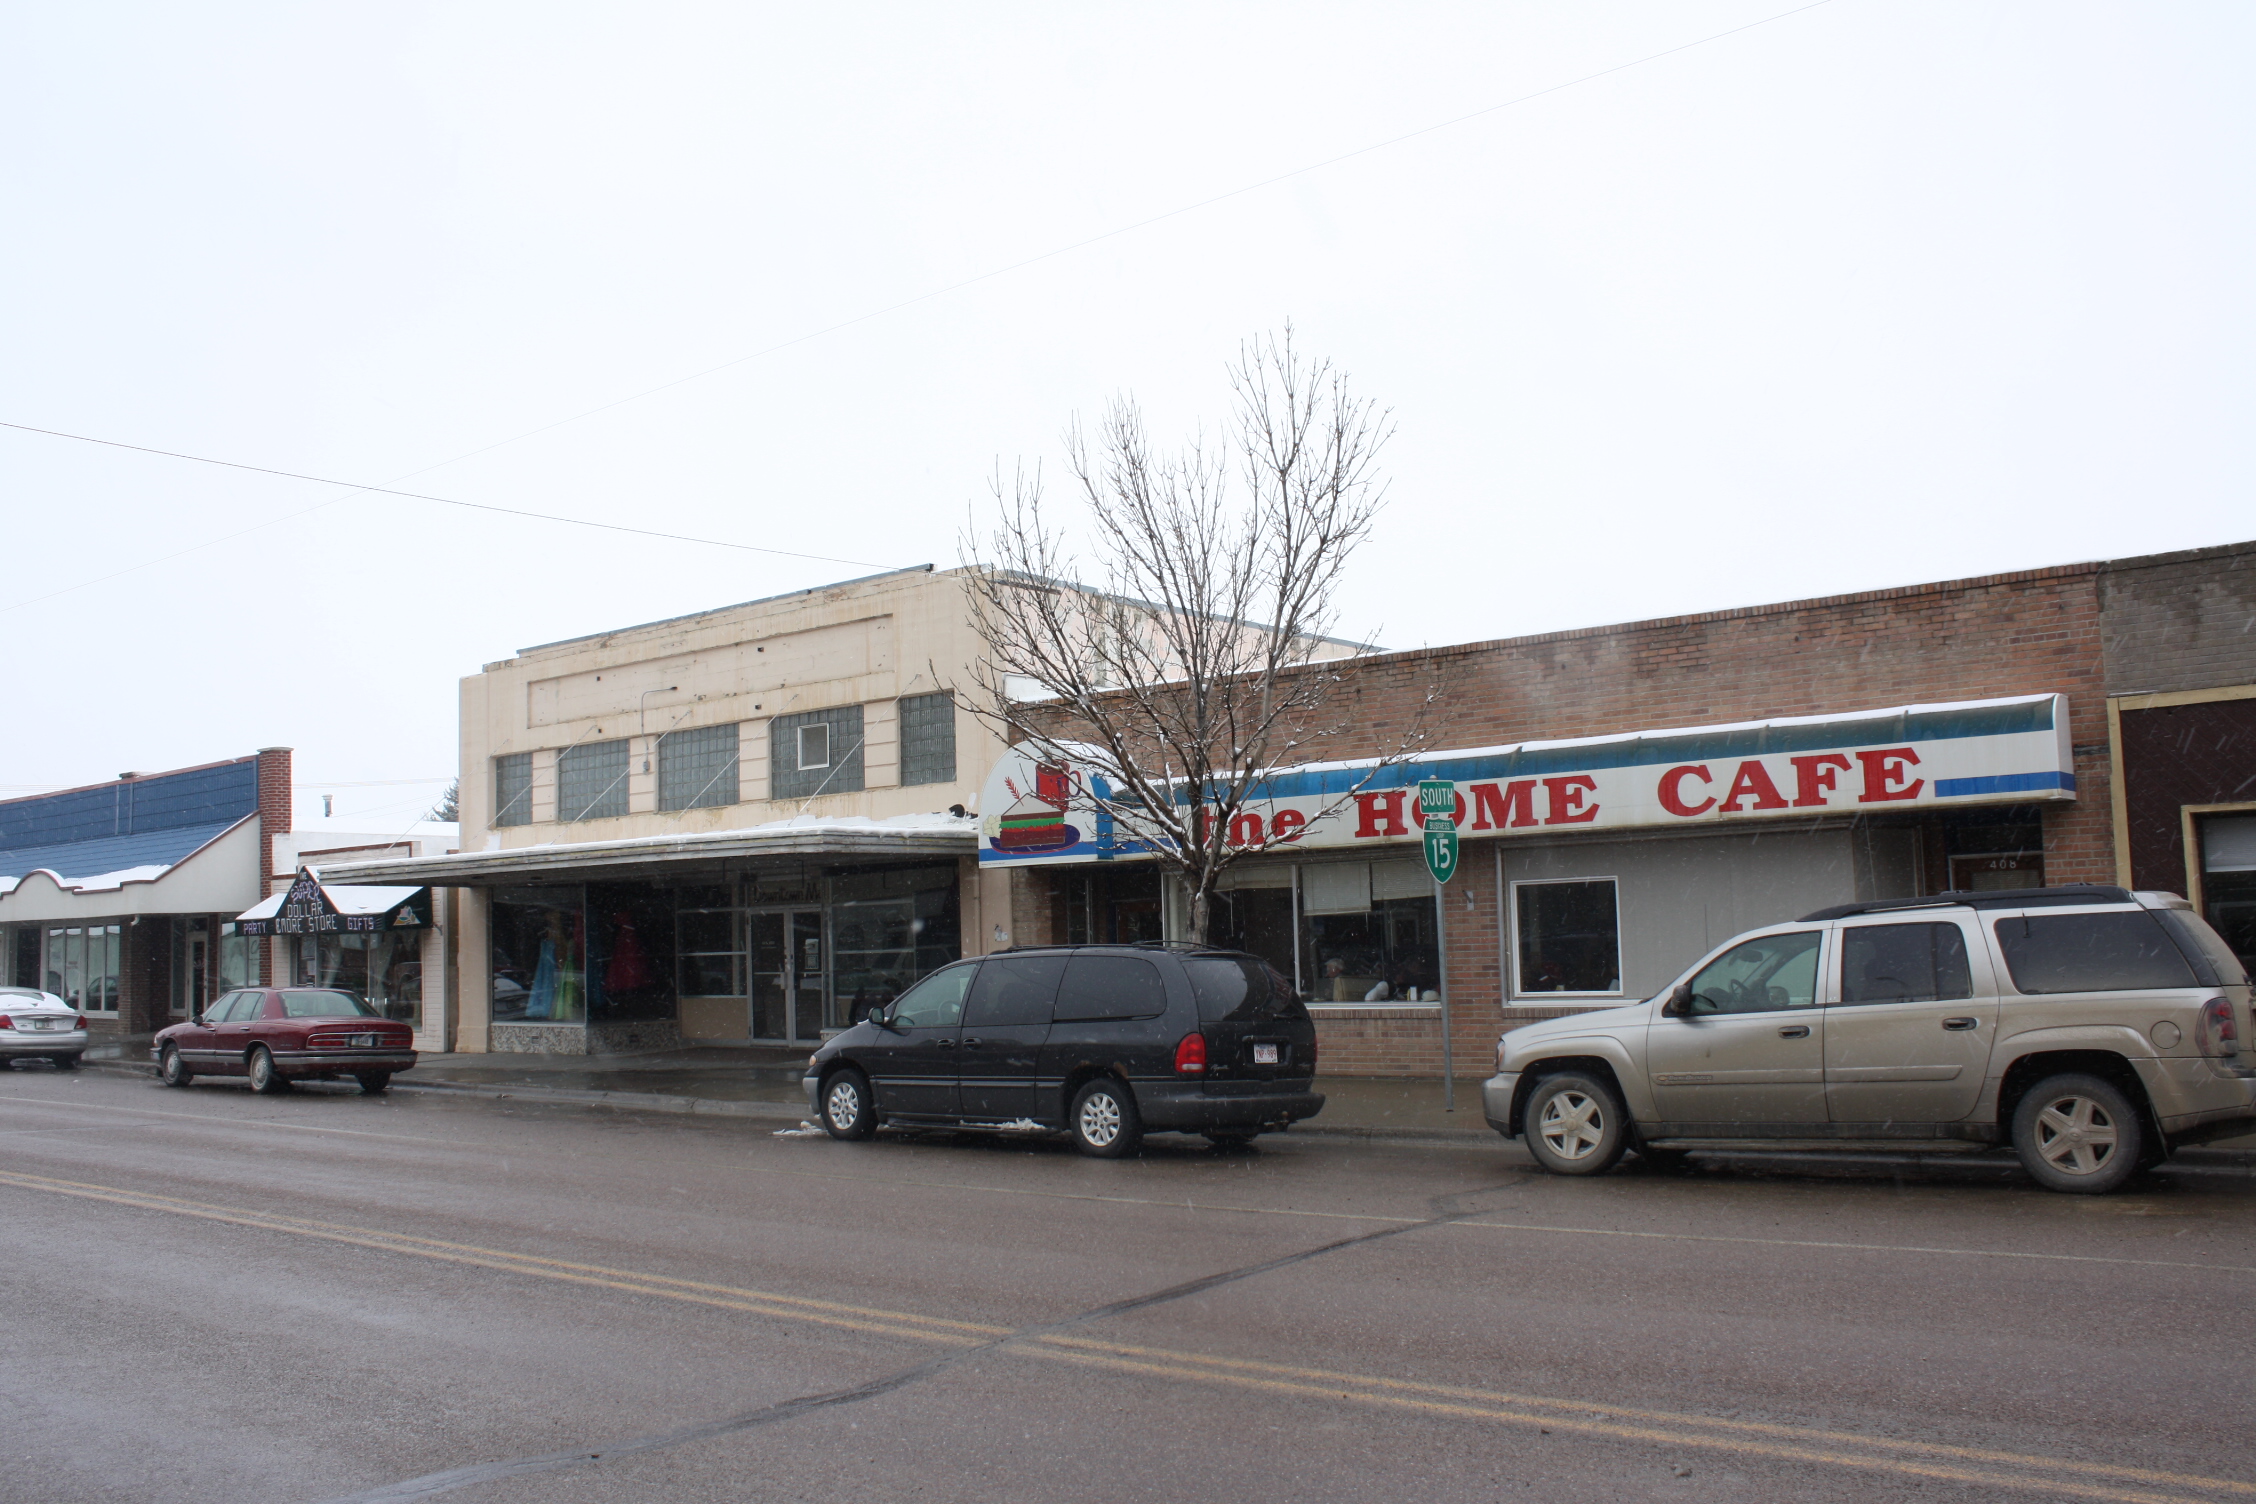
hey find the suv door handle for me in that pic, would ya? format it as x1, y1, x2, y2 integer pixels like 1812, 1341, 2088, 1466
933, 1038, 955, 1048
1941, 1017, 1978, 1031
960, 1037, 983, 1047
1778, 1024, 1810, 1039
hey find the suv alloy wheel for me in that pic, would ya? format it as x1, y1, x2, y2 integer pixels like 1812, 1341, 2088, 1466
1523, 1072, 1628, 1176
2011, 1073, 2145, 1195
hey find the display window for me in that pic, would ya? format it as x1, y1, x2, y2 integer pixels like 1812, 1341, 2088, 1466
1511, 878, 1622, 997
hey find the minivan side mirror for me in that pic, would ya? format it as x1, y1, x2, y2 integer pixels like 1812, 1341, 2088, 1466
1661, 984, 1693, 1019
867, 1006, 897, 1030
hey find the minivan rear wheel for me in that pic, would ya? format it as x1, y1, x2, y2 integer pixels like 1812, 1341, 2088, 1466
1523, 1072, 1628, 1177
1070, 1078, 1142, 1158
2012, 1073, 2144, 1195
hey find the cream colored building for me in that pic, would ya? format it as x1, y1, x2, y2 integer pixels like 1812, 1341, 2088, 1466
319, 567, 1011, 1053
320, 564, 1365, 1054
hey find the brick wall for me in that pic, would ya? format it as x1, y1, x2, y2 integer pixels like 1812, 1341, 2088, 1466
2100, 540, 2256, 696
2119, 699, 2256, 892
255, 747, 292, 985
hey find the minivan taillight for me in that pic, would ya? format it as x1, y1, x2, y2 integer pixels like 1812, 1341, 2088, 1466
2199, 998, 2239, 1056
1174, 1032, 1208, 1075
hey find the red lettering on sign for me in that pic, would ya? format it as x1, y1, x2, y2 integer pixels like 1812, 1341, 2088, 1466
1856, 747, 1924, 803
1542, 775, 1599, 825
1717, 760, 1789, 813
1790, 754, 1852, 808
1657, 764, 1716, 817
1270, 808, 1307, 842
1228, 812, 1265, 848
1469, 780, 1540, 830
1355, 790, 1410, 838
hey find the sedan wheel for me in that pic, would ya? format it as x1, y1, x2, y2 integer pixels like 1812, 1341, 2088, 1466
2013, 1073, 2144, 1194
356, 1073, 391, 1095
247, 1046, 290, 1095
51, 1054, 80, 1071
1523, 1072, 1628, 1176
1070, 1078, 1142, 1158
160, 1045, 194, 1089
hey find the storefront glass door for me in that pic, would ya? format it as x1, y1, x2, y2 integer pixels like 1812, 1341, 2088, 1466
749, 909, 827, 1043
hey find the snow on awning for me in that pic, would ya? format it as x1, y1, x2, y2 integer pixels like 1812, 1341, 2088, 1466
236, 869, 430, 935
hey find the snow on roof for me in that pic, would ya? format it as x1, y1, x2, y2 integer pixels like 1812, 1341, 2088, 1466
235, 884, 425, 922
0, 863, 176, 897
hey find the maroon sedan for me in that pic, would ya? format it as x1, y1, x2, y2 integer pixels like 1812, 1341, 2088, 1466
153, 987, 416, 1095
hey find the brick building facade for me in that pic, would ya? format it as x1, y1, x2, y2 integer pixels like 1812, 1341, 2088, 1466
994, 541, 2250, 1076
2101, 540, 2256, 972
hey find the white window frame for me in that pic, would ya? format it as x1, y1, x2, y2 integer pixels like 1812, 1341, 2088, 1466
1507, 875, 1624, 1000
797, 723, 831, 772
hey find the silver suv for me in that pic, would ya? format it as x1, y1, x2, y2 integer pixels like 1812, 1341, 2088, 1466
1484, 885, 2254, 1194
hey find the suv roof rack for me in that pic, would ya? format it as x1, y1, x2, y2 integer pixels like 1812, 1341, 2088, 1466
1799, 884, 2132, 923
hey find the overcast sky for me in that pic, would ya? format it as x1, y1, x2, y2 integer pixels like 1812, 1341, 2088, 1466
4, 2, 2250, 829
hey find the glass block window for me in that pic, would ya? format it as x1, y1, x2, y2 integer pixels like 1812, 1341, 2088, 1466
770, 705, 863, 799
557, 739, 631, 821
494, 752, 534, 827
659, 723, 740, 811
898, 692, 957, 787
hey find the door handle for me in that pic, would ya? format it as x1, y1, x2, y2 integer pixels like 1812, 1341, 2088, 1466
1778, 1024, 1810, 1039
960, 1037, 983, 1047
1941, 1017, 1978, 1031
934, 1038, 955, 1049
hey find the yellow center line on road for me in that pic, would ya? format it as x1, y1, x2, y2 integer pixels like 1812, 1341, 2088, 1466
5, 1168, 2251, 1503
1036, 1336, 2256, 1499
1025, 1344, 2224, 1504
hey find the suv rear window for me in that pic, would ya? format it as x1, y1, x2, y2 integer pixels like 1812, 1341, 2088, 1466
1054, 955, 1168, 1022
2153, 909, 2250, 987
1993, 912, 2198, 994
1184, 956, 1302, 1022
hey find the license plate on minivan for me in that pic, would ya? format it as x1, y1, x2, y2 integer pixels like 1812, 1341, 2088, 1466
1252, 1043, 1279, 1065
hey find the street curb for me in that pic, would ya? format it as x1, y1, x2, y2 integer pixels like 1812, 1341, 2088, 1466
389, 1078, 810, 1121
65, 1058, 2256, 1165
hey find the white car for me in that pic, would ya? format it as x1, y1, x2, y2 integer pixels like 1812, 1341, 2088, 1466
0, 988, 90, 1069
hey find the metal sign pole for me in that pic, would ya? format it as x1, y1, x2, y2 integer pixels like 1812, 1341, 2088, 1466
1435, 870, 1453, 1111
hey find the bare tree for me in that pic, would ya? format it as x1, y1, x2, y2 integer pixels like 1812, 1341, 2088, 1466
960, 328, 1438, 944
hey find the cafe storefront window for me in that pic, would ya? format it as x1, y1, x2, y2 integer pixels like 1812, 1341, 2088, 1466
1203, 858, 1443, 1006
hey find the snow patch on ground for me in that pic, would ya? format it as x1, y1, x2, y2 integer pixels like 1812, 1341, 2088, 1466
772, 1121, 828, 1138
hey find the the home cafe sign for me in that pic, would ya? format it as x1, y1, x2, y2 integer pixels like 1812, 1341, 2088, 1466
975, 693, 2075, 868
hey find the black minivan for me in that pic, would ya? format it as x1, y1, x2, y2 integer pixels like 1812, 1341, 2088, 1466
802, 945, 1324, 1156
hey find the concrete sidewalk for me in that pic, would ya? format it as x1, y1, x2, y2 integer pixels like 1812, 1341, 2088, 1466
66, 1039, 2256, 1160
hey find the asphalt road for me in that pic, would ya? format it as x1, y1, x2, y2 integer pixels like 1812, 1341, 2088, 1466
3, 1068, 2252, 1504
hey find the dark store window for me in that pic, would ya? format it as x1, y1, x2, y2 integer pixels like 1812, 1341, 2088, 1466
1513, 878, 1620, 995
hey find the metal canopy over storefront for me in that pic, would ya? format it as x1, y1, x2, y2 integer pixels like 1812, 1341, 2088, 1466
310, 816, 976, 889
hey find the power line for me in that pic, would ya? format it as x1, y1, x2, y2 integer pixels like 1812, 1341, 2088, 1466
0, 420, 900, 615
0, 1, 1835, 615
